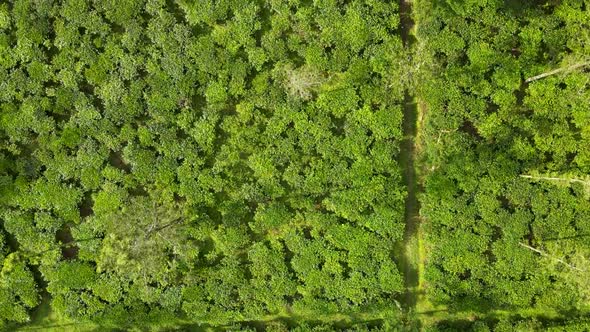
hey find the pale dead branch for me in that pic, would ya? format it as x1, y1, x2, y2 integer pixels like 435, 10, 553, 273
525, 62, 590, 83
519, 174, 590, 185
518, 242, 586, 272
519, 242, 586, 272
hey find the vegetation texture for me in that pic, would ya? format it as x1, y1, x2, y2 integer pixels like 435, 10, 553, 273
0, 0, 588, 331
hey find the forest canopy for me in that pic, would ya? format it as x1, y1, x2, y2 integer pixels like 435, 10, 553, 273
418, 0, 590, 317
0, 0, 589, 331
0, 0, 406, 330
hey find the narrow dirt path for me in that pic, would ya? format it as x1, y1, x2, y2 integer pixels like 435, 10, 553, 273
399, 0, 416, 47
399, 94, 419, 309
398, 0, 423, 318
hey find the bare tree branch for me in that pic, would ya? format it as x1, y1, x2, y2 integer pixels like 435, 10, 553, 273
525, 62, 590, 83
519, 242, 585, 272
520, 174, 590, 185
147, 218, 183, 235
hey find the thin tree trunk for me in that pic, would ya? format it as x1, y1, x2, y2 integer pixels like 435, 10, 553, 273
519, 242, 585, 272
520, 174, 589, 185
525, 62, 590, 83
148, 218, 183, 235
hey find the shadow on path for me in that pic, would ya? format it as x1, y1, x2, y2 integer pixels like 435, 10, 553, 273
397, 0, 422, 322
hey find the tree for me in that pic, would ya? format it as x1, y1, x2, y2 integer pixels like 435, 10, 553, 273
91, 195, 195, 282
0, 0, 412, 328
0, 238, 39, 326
279, 65, 326, 100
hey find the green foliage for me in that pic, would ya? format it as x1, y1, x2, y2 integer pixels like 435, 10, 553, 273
0, 0, 407, 329
92, 195, 193, 281
0, 237, 39, 327
2, 0, 586, 329
419, 0, 590, 315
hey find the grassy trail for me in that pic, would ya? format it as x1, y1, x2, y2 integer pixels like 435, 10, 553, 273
399, 93, 420, 312
398, 0, 426, 322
